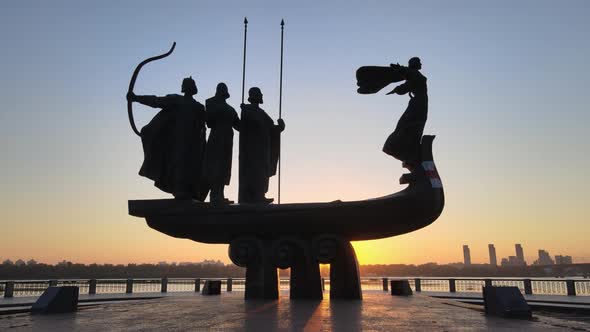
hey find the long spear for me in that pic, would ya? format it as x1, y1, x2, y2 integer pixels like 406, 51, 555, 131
278, 19, 285, 204
241, 17, 248, 103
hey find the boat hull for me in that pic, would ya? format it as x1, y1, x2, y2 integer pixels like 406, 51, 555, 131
128, 135, 444, 244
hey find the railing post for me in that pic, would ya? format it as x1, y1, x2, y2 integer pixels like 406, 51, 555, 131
194, 278, 201, 292
566, 280, 576, 296
382, 278, 389, 291
484, 279, 492, 288
89, 279, 97, 295
321, 278, 325, 291
49, 279, 58, 287
414, 278, 421, 292
126, 278, 133, 294
226, 278, 233, 292
4, 281, 14, 298
449, 279, 456, 293
161, 277, 168, 293
523, 279, 532, 295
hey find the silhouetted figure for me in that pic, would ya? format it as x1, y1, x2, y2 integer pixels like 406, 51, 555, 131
127, 77, 207, 200
356, 57, 428, 164
238, 87, 285, 204
383, 57, 428, 163
203, 83, 240, 205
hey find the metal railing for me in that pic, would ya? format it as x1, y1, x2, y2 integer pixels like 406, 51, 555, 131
386, 278, 590, 297
1, 277, 589, 298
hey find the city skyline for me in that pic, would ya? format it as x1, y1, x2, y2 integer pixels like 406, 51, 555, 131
1, 1, 589, 265
462, 243, 577, 266
0, 241, 581, 266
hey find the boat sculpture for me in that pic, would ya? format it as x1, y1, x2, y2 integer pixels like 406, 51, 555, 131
127, 42, 444, 300
129, 135, 444, 300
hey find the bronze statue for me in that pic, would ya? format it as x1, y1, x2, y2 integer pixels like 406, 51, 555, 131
238, 87, 285, 204
356, 57, 428, 164
127, 77, 207, 200
128, 37, 444, 302
203, 83, 240, 205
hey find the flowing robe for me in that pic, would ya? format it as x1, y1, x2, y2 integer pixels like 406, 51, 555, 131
238, 104, 281, 203
203, 97, 239, 186
383, 68, 428, 162
137, 94, 206, 200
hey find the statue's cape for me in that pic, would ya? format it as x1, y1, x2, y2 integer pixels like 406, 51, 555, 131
139, 110, 174, 191
356, 66, 405, 94
139, 108, 206, 200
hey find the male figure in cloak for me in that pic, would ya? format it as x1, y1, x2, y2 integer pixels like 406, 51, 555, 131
238, 87, 285, 204
203, 83, 240, 205
127, 77, 207, 200
356, 57, 428, 164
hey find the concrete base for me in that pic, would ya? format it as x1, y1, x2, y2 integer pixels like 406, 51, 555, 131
328, 240, 362, 300
201, 281, 221, 295
272, 237, 323, 300
483, 286, 532, 319
390, 280, 413, 296
31, 286, 79, 315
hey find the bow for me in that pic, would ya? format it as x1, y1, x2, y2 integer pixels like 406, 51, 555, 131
127, 42, 176, 136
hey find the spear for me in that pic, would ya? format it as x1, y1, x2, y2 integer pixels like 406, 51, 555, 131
278, 19, 285, 204
241, 17, 248, 104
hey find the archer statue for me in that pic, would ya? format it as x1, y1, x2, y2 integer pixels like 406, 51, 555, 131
126, 76, 207, 201
356, 57, 428, 165
126, 43, 209, 201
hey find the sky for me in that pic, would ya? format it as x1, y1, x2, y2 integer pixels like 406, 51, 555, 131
1, 1, 589, 266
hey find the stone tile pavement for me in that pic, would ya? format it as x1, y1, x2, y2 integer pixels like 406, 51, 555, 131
1, 292, 589, 331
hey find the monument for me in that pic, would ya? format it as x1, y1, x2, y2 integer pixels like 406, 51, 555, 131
127, 20, 444, 300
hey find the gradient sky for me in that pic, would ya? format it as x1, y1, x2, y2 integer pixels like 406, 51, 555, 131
1, 1, 589, 265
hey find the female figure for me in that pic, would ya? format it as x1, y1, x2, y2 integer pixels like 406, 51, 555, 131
383, 57, 428, 164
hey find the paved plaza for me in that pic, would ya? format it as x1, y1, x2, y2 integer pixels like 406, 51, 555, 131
1, 292, 590, 331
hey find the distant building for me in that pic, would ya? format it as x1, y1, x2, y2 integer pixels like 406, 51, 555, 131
499, 244, 526, 266
508, 256, 519, 265
500, 256, 524, 266
515, 244, 526, 266
488, 244, 497, 266
463, 245, 471, 265
534, 249, 554, 265
555, 255, 573, 265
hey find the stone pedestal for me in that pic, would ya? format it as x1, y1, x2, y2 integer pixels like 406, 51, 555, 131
314, 235, 362, 300
230, 234, 362, 300
202, 280, 222, 295
272, 237, 323, 299
229, 237, 278, 299
390, 280, 413, 296
31, 286, 79, 315
483, 286, 531, 319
